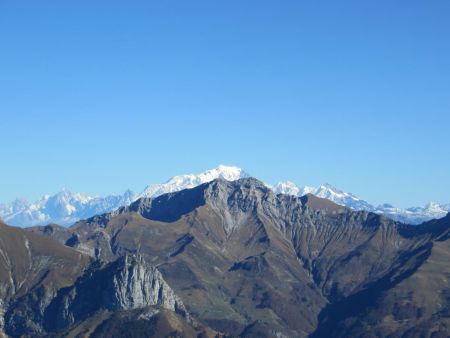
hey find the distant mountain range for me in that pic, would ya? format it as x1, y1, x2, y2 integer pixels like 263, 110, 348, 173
273, 181, 450, 224
0, 165, 448, 227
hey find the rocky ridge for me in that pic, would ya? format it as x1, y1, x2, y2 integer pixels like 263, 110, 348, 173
27, 178, 450, 337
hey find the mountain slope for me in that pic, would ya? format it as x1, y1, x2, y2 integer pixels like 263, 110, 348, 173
0, 233, 212, 337
0, 221, 91, 336
30, 178, 450, 337
310, 214, 450, 338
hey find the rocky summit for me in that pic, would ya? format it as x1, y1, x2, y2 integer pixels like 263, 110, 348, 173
1, 178, 449, 337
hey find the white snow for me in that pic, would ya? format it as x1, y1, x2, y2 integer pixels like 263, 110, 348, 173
0, 165, 447, 227
139, 165, 249, 198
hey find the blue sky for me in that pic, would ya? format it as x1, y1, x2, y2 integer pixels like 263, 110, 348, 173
0, 0, 449, 207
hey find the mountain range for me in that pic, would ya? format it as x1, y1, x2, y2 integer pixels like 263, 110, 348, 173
1, 177, 448, 337
0, 165, 448, 227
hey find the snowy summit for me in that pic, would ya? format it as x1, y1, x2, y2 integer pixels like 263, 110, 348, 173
139, 165, 250, 198
0, 165, 448, 227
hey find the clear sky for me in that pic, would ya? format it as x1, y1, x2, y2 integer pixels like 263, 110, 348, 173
0, 0, 449, 208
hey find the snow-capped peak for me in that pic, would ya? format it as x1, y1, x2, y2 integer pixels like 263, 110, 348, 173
0, 188, 137, 227
405, 201, 448, 216
274, 181, 301, 196
274, 181, 374, 212
314, 183, 361, 202
425, 201, 443, 211
1, 164, 449, 228
140, 165, 250, 198
198, 165, 249, 182
318, 184, 376, 211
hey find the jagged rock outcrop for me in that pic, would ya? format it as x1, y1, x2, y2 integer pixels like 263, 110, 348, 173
107, 255, 187, 313
41, 255, 188, 333
4, 254, 190, 337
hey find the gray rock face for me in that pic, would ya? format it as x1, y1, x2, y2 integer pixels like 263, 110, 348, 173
44, 254, 188, 331
107, 255, 186, 313
5, 254, 188, 336
0, 300, 5, 338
